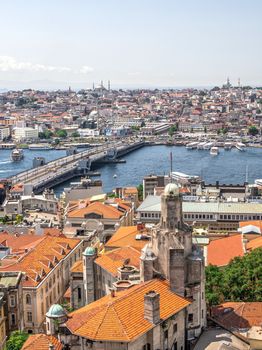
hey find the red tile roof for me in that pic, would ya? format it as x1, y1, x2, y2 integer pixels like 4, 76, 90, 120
95, 246, 140, 277
212, 302, 262, 330
66, 279, 190, 342
207, 234, 244, 266
22, 334, 62, 350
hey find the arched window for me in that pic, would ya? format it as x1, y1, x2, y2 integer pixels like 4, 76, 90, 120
26, 294, 31, 305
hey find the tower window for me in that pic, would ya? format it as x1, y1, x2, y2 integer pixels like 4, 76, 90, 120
188, 313, 193, 322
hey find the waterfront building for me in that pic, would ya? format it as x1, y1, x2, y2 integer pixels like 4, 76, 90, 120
143, 174, 170, 200
0, 125, 10, 141
3, 188, 58, 217
13, 127, 39, 141
137, 195, 262, 231
0, 235, 83, 333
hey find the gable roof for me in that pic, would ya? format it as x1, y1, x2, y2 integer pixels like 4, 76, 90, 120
105, 226, 148, 251
66, 279, 190, 342
207, 234, 244, 267
0, 236, 81, 287
95, 246, 140, 277
67, 201, 124, 219
22, 334, 62, 350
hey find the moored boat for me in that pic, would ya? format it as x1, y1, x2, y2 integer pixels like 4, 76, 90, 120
210, 146, 219, 156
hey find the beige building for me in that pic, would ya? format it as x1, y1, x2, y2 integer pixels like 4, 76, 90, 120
0, 236, 83, 333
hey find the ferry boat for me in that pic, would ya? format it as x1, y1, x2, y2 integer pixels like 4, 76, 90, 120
210, 146, 219, 156
186, 142, 198, 149
236, 142, 246, 151
224, 142, 232, 150
171, 171, 201, 184
28, 144, 53, 150
11, 149, 24, 161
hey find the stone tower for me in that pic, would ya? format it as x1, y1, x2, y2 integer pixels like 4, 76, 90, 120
142, 183, 206, 340
83, 247, 97, 305
46, 304, 67, 335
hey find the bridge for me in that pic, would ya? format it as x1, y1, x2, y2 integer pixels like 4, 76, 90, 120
9, 140, 145, 193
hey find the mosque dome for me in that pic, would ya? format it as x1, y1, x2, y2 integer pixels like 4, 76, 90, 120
164, 183, 179, 196
83, 246, 96, 256
46, 304, 66, 318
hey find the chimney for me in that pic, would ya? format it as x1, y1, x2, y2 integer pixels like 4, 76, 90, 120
144, 290, 160, 324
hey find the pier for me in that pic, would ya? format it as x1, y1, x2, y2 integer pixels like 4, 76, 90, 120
9, 140, 144, 193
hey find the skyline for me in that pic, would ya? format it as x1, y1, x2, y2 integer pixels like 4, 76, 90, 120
1, 0, 262, 89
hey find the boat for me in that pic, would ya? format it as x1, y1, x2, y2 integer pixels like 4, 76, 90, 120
11, 149, 24, 161
186, 142, 198, 149
236, 142, 246, 151
224, 142, 232, 150
28, 144, 53, 150
113, 174, 117, 178
210, 146, 219, 156
203, 142, 213, 150
197, 142, 207, 150
171, 171, 201, 184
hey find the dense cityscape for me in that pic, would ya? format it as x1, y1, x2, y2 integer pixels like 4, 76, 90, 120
0, 1, 262, 350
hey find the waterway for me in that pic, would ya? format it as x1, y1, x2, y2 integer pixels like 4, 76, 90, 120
1, 146, 262, 195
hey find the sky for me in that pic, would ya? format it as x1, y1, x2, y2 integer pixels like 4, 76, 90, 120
0, 0, 262, 89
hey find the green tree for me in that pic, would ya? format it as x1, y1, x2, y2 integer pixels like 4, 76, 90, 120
56, 129, 68, 138
15, 214, 23, 225
206, 248, 262, 306
6, 331, 29, 350
168, 124, 178, 136
248, 125, 259, 136
71, 131, 80, 138
137, 184, 143, 201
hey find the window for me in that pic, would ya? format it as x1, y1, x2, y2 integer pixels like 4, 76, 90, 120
172, 342, 177, 350
78, 287, 82, 301
10, 295, 15, 307
143, 344, 151, 350
202, 309, 204, 319
26, 294, 31, 305
11, 314, 16, 326
27, 312, 32, 322
173, 323, 177, 333
188, 313, 193, 322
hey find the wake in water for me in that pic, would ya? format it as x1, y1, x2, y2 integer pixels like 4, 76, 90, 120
0, 160, 12, 164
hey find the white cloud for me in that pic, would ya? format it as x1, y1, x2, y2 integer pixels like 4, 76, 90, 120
128, 72, 141, 76
80, 65, 94, 74
0, 56, 71, 73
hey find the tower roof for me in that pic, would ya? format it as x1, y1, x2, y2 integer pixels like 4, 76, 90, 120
164, 183, 179, 196
46, 304, 66, 318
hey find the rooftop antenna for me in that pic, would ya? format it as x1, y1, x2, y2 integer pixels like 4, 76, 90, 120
170, 151, 173, 182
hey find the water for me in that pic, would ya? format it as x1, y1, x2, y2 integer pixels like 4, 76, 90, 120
1, 146, 262, 195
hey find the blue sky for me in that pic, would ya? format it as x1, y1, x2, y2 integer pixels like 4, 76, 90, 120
0, 0, 261, 89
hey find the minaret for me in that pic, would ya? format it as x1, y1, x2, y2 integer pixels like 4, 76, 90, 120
108, 80, 111, 91
238, 78, 241, 88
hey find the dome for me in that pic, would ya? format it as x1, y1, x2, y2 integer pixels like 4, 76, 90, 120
83, 246, 96, 256
164, 183, 179, 196
46, 304, 66, 318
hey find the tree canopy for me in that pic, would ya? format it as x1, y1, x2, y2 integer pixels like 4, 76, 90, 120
248, 125, 259, 136
206, 248, 262, 306
168, 124, 178, 136
55, 129, 68, 138
6, 331, 29, 350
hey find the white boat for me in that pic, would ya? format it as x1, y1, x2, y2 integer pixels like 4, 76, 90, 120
203, 142, 213, 150
171, 171, 201, 184
210, 147, 219, 156
197, 142, 207, 150
113, 174, 117, 178
236, 142, 246, 151
255, 179, 262, 186
186, 142, 198, 149
11, 149, 24, 161
28, 144, 53, 150
224, 142, 232, 150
